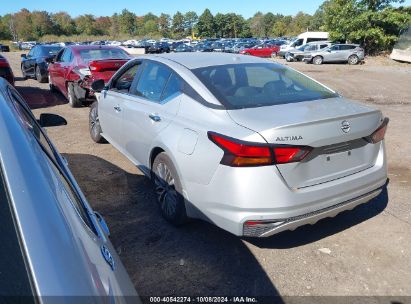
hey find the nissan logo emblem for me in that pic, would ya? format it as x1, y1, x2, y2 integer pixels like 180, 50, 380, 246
341, 120, 350, 133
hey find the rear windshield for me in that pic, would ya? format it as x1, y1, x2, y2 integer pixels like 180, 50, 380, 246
79, 48, 129, 62
41, 46, 62, 56
192, 63, 338, 109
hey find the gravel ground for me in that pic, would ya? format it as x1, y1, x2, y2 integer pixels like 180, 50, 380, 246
4, 51, 411, 301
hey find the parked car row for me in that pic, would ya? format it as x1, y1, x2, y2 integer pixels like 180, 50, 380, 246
19, 44, 131, 107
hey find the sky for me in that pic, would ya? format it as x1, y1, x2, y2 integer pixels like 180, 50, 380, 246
1, 0, 409, 18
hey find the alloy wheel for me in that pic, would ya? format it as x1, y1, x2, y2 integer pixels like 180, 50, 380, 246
89, 106, 100, 139
154, 162, 177, 218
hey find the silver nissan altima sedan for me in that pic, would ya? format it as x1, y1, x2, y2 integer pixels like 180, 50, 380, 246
90, 53, 388, 237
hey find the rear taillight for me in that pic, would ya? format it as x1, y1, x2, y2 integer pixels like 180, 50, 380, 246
208, 132, 312, 167
367, 118, 389, 144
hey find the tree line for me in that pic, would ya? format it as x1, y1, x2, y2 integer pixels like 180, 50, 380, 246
0, 0, 409, 54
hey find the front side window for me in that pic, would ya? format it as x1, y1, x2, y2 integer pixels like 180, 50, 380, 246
193, 63, 338, 109
330, 45, 340, 51
60, 49, 73, 63
112, 63, 140, 93
136, 62, 171, 102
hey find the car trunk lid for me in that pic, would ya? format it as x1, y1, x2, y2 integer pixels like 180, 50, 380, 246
88, 59, 129, 83
227, 97, 384, 188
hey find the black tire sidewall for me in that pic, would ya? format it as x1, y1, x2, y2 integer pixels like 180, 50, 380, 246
89, 102, 106, 143
152, 153, 187, 226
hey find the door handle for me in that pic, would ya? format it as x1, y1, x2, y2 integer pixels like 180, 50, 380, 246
149, 114, 161, 122
114, 105, 122, 112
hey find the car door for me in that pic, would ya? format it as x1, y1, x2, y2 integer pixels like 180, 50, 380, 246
98, 62, 142, 149
338, 45, 355, 61
56, 48, 74, 94
22, 47, 36, 76
49, 49, 66, 92
121, 61, 182, 168
324, 45, 341, 62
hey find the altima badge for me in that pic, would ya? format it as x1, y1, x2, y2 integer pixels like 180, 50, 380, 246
341, 120, 350, 133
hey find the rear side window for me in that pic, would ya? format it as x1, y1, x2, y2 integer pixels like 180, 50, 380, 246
61, 49, 73, 63
340, 45, 356, 50
136, 62, 171, 102
161, 73, 183, 101
0, 171, 35, 299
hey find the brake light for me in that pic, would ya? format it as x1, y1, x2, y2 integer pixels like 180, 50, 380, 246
367, 118, 389, 144
273, 147, 311, 164
208, 132, 312, 167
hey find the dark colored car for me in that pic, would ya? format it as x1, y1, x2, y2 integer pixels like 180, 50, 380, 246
0, 44, 10, 52
174, 44, 193, 52
0, 55, 14, 86
21, 44, 63, 83
48, 45, 130, 107
146, 42, 170, 54
193, 43, 214, 52
239, 43, 280, 58
169, 41, 184, 52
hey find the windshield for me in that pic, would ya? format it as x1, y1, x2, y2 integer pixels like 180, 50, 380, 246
192, 63, 338, 109
41, 46, 62, 56
79, 48, 129, 62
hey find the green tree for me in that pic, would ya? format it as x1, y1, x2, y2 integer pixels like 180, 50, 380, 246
158, 13, 171, 37
0, 15, 12, 40
323, 0, 411, 54
75, 14, 98, 36
197, 9, 215, 38
14, 9, 34, 40
51, 12, 76, 35
214, 13, 226, 37
272, 20, 288, 37
172, 11, 185, 38
249, 12, 265, 37
119, 9, 137, 35
184, 11, 198, 36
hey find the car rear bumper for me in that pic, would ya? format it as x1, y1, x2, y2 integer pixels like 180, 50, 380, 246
184, 142, 387, 237
242, 186, 383, 237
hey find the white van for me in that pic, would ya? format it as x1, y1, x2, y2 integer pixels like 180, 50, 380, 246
278, 31, 329, 57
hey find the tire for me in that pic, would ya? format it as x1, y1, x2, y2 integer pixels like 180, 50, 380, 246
348, 54, 359, 65
48, 74, 57, 92
152, 153, 187, 226
89, 101, 107, 143
313, 56, 323, 65
244, 52, 250, 55
271, 52, 277, 58
35, 65, 47, 83
67, 82, 82, 108
285, 53, 293, 62
21, 65, 27, 80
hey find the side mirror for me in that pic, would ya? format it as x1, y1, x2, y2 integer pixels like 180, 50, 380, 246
38, 113, 67, 127
95, 212, 110, 236
91, 79, 105, 92
21, 54, 27, 59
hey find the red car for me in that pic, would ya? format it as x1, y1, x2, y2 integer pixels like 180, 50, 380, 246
48, 45, 130, 107
0, 55, 15, 86
239, 43, 280, 58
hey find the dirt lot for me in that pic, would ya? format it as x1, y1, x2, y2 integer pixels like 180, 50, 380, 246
4, 51, 411, 300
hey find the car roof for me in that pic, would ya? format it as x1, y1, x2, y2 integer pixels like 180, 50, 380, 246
146, 52, 276, 69
67, 45, 122, 50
